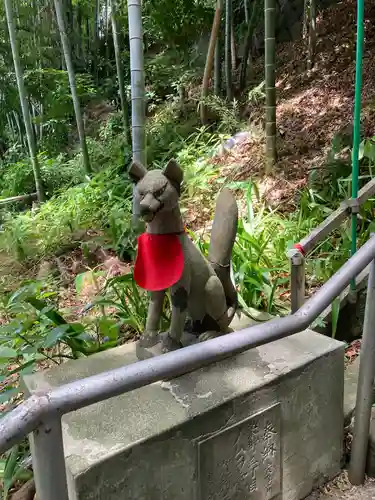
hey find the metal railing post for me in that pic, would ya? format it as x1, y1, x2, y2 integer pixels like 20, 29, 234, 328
31, 417, 69, 500
349, 258, 375, 485
289, 248, 306, 313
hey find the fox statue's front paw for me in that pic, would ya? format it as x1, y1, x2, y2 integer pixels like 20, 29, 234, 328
198, 330, 221, 342
138, 330, 160, 347
160, 332, 182, 352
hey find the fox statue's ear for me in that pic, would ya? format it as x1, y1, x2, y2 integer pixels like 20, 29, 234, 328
129, 160, 147, 183
163, 159, 183, 193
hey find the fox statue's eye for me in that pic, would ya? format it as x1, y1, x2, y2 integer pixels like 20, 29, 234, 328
154, 185, 166, 198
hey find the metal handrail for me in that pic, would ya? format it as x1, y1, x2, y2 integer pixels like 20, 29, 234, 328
300, 177, 375, 255
289, 177, 375, 312
1, 236, 375, 499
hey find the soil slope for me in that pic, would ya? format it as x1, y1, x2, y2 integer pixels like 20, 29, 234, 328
216, 0, 375, 205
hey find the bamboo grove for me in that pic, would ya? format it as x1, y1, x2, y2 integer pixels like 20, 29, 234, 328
0, 0, 318, 200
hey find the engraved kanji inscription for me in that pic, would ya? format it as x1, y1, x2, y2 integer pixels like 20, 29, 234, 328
198, 403, 281, 500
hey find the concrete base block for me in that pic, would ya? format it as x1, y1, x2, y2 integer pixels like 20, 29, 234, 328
23, 329, 344, 500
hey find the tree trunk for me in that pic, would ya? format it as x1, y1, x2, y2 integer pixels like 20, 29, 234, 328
13, 110, 24, 146
230, 18, 237, 72
110, 0, 130, 143
65, 0, 73, 33
53, 0, 92, 175
4, 0, 45, 202
200, 0, 223, 123
105, 0, 110, 76
86, 15, 90, 64
225, 0, 233, 100
302, 0, 309, 40
65, 0, 75, 64
307, 0, 316, 70
77, 4, 83, 64
214, 34, 221, 96
239, 0, 262, 91
244, 0, 249, 23
265, 0, 277, 173
94, 0, 100, 84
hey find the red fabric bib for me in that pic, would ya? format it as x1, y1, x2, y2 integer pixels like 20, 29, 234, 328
134, 233, 184, 291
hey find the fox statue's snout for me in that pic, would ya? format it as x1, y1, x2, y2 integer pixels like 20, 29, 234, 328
139, 193, 161, 222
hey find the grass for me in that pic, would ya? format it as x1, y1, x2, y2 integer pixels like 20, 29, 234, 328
0, 166, 132, 261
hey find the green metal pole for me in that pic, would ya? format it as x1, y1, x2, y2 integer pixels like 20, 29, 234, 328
350, 0, 364, 291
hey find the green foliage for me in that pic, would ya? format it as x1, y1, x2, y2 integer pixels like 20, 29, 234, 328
202, 95, 244, 134
309, 133, 375, 205
191, 182, 289, 315
0, 111, 225, 264
0, 164, 132, 261
143, 0, 212, 49
25, 69, 97, 154
0, 443, 32, 500
307, 133, 375, 281
0, 270, 167, 412
248, 80, 266, 106
0, 117, 228, 263
0, 279, 118, 381
0, 153, 85, 199
0, 267, 168, 398
193, 174, 374, 316
145, 51, 199, 100
146, 100, 200, 164
105, 206, 138, 261
230, 183, 290, 314
331, 297, 341, 339
98, 112, 128, 142
177, 128, 222, 198
86, 271, 170, 335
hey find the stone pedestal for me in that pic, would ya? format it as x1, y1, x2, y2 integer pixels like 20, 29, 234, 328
23, 329, 344, 500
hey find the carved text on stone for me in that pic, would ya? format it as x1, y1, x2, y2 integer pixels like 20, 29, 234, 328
198, 403, 281, 500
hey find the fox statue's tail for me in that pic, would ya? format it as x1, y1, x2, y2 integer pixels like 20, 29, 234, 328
208, 187, 238, 312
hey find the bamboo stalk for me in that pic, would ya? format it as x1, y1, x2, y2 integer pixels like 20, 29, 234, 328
230, 18, 237, 72
214, 34, 221, 96
200, 0, 223, 124
239, 0, 262, 91
127, 0, 146, 166
244, 0, 249, 23
307, 0, 316, 70
53, 0, 92, 175
265, 0, 277, 173
110, 0, 130, 143
4, 0, 45, 202
225, 0, 233, 100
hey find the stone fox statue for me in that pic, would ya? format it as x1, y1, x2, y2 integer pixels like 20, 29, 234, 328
129, 158, 238, 352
